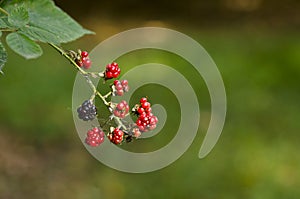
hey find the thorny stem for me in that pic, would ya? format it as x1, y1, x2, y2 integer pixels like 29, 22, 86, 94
49, 43, 130, 132
49, 43, 87, 75
48, 43, 111, 107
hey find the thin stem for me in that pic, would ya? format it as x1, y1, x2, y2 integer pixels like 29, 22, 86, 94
97, 91, 110, 107
0, 7, 9, 16
49, 43, 112, 108
89, 93, 96, 101
48, 43, 87, 75
85, 77, 110, 107
104, 91, 112, 99
114, 116, 127, 130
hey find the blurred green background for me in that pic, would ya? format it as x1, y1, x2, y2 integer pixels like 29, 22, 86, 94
1, 0, 300, 198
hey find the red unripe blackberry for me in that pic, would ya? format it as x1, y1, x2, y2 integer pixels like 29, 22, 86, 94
113, 79, 129, 96
114, 100, 129, 118
85, 127, 105, 147
109, 128, 124, 145
134, 97, 158, 132
105, 62, 121, 79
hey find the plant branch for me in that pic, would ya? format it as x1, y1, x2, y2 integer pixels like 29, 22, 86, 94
48, 43, 88, 75
48, 43, 136, 135
49, 43, 111, 108
114, 116, 127, 130
85, 77, 110, 106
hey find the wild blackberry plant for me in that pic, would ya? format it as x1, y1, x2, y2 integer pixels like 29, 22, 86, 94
0, 0, 158, 147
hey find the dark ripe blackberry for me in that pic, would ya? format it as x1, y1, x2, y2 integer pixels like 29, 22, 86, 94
77, 100, 97, 121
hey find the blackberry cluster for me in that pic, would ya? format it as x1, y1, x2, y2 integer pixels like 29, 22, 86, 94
135, 97, 158, 132
108, 128, 124, 145
85, 127, 105, 147
113, 80, 129, 96
105, 62, 121, 79
113, 100, 130, 118
77, 100, 97, 121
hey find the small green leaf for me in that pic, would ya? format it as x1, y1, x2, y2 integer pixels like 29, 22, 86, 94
8, 5, 29, 28
0, 41, 8, 74
6, 32, 42, 59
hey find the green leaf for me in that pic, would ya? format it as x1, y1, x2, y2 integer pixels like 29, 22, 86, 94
4, 0, 94, 44
0, 41, 8, 74
20, 25, 63, 44
8, 5, 29, 28
6, 32, 42, 59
